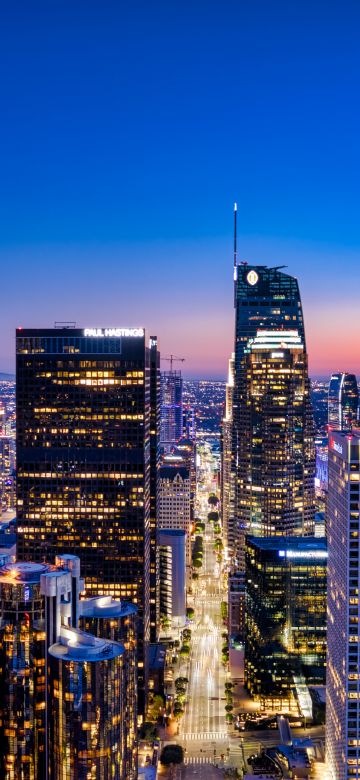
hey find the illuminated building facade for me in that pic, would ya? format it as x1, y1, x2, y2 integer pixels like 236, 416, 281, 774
149, 337, 160, 643
326, 430, 360, 780
245, 536, 327, 712
0, 436, 15, 514
328, 372, 359, 431
160, 370, 183, 450
315, 435, 329, 500
48, 627, 124, 780
0, 561, 50, 780
163, 436, 197, 521
221, 353, 235, 555
0, 554, 137, 780
232, 266, 315, 568
16, 327, 159, 709
79, 596, 138, 779
158, 465, 191, 567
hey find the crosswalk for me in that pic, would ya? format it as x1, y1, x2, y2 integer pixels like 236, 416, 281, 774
180, 731, 228, 741
184, 756, 213, 765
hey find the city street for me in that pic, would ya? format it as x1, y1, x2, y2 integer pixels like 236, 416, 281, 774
176, 766, 224, 779
177, 441, 234, 772
180, 534, 227, 741
173, 441, 325, 777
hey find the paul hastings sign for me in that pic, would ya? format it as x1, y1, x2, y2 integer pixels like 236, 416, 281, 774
83, 328, 144, 338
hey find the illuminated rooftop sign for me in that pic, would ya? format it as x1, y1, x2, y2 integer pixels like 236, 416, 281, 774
278, 549, 327, 560
330, 438, 343, 456
83, 328, 144, 338
251, 329, 303, 351
247, 270, 259, 286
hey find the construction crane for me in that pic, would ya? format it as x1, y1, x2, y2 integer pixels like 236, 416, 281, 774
162, 355, 185, 371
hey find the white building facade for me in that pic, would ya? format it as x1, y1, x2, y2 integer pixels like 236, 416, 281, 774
158, 465, 191, 567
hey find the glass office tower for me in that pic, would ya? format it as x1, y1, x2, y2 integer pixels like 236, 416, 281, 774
0, 562, 51, 780
160, 371, 183, 450
79, 596, 138, 780
328, 372, 358, 430
245, 536, 327, 712
149, 337, 160, 642
48, 627, 124, 780
16, 326, 159, 709
326, 431, 360, 780
232, 266, 315, 568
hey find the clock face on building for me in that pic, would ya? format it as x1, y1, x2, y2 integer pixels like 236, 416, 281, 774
246, 270, 259, 286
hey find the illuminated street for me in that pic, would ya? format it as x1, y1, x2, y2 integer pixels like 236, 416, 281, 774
174, 442, 325, 778
179, 532, 227, 742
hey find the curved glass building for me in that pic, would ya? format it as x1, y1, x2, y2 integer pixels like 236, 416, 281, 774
79, 597, 138, 780
0, 562, 52, 780
48, 627, 125, 780
328, 372, 358, 431
0, 555, 137, 780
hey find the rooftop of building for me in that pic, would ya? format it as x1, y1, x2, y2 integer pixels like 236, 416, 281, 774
48, 626, 124, 663
158, 528, 186, 538
159, 465, 189, 480
148, 642, 167, 670
0, 510, 16, 525
0, 532, 16, 548
247, 536, 327, 553
79, 595, 137, 619
16, 326, 145, 337
0, 561, 53, 584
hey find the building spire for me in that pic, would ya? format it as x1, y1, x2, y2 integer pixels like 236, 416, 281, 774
233, 202, 237, 269
233, 202, 238, 306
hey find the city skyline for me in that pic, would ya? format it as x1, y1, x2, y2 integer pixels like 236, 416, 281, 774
1, 3, 360, 378
2, 3, 360, 777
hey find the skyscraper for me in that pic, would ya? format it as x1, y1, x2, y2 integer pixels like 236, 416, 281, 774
47, 627, 125, 780
328, 372, 358, 430
326, 430, 360, 780
149, 337, 161, 643
79, 596, 138, 779
232, 264, 315, 568
0, 554, 137, 780
221, 353, 235, 556
0, 561, 51, 780
160, 370, 183, 450
16, 326, 159, 708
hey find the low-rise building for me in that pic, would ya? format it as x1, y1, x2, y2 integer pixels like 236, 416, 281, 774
158, 529, 186, 629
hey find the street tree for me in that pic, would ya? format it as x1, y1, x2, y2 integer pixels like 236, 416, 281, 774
160, 745, 184, 765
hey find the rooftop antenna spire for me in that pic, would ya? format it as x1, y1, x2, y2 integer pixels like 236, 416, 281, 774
233, 202, 238, 307
233, 202, 237, 268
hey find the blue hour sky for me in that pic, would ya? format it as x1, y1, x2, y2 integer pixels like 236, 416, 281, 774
0, 1, 359, 377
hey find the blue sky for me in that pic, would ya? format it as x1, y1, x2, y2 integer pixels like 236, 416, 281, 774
1, 1, 359, 376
